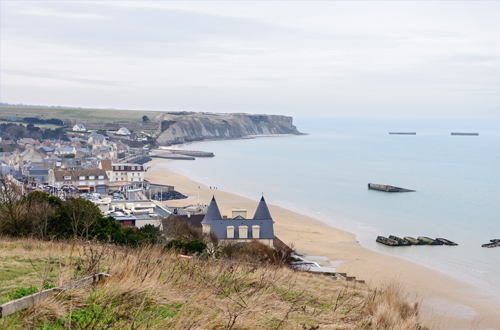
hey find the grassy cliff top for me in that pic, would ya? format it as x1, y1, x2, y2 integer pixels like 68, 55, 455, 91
0, 106, 163, 124
0, 237, 426, 330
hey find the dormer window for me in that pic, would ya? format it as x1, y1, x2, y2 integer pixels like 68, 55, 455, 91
79, 176, 85, 180
131, 166, 135, 170
89, 176, 95, 180
121, 166, 124, 170
64, 176, 71, 180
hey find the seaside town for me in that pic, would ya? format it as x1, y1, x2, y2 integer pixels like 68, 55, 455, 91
2, 1, 500, 329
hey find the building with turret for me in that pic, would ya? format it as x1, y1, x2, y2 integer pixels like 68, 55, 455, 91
201, 196, 275, 247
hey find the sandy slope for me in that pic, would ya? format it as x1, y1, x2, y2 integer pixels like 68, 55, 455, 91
145, 159, 500, 330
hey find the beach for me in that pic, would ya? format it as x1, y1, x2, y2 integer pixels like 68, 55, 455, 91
146, 158, 500, 330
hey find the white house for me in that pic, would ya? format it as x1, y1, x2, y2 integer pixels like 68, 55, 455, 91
99, 160, 146, 191
73, 123, 86, 131
116, 127, 131, 135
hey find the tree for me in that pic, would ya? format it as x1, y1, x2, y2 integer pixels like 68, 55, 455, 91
142, 115, 150, 123
64, 197, 101, 239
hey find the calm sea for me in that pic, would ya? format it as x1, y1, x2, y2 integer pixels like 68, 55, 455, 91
160, 117, 500, 299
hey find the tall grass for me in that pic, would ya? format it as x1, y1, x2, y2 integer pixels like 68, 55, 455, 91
0, 237, 427, 329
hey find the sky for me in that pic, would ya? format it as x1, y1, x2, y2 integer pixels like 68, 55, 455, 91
1, 1, 500, 118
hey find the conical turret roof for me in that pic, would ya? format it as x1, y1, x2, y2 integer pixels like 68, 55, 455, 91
253, 196, 272, 220
201, 196, 222, 224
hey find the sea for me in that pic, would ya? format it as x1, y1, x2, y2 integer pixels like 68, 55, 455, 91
159, 117, 500, 300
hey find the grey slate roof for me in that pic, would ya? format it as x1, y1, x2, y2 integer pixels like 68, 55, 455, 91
253, 196, 272, 220
29, 165, 48, 176
201, 196, 274, 240
201, 196, 222, 225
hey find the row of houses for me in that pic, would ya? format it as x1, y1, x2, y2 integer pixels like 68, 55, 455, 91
22, 159, 147, 193
73, 123, 131, 136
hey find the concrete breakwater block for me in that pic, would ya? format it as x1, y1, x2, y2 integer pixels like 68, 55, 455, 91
418, 236, 443, 245
482, 239, 500, 248
389, 235, 412, 246
376, 235, 458, 246
404, 236, 425, 245
367, 183, 415, 192
376, 236, 400, 246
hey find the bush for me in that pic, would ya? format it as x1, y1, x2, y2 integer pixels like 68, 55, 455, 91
165, 239, 207, 255
8, 283, 55, 300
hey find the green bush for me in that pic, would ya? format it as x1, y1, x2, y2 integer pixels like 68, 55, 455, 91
165, 239, 206, 255
8, 283, 55, 300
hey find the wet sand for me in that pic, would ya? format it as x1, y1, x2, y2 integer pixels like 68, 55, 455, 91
145, 159, 500, 329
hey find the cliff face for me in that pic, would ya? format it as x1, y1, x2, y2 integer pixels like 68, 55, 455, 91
156, 112, 301, 146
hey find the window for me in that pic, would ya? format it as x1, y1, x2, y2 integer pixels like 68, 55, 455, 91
98, 175, 104, 179
252, 225, 260, 239
227, 226, 234, 239
131, 166, 135, 170
79, 176, 85, 180
64, 176, 71, 180
138, 166, 142, 171
78, 181, 85, 185
98, 180, 104, 185
121, 166, 124, 170
88, 181, 95, 186
89, 176, 95, 180
239, 226, 248, 239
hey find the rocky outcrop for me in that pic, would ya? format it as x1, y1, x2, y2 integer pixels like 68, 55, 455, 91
155, 112, 302, 146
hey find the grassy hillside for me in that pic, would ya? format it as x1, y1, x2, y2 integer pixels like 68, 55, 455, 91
0, 106, 163, 124
0, 237, 426, 330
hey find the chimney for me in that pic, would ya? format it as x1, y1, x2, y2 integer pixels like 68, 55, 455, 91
232, 209, 247, 218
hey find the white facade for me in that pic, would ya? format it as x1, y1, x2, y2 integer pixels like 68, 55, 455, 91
73, 124, 86, 131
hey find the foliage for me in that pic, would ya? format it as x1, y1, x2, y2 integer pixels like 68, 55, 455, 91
0, 238, 428, 330
161, 120, 176, 131
0, 123, 68, 141
23, 117, 64, 126
0, 182, 160, 246
8, 283, 55, 300
142, 115, 150, 122
165, 239, 207, 255
63, 153, 75, 158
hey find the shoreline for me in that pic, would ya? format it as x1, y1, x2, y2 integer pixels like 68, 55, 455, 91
145, 158, 500, 329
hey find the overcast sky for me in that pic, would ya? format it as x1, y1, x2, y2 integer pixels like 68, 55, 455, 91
1, 1, 500, 118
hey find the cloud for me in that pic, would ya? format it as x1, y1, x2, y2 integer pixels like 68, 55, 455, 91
1, 1, 500, 117
2, 68, 128, 87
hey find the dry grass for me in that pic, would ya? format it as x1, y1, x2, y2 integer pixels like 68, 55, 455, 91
0, 237, 427, 329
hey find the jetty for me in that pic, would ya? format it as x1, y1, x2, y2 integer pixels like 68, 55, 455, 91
151, 150, 195, 160
170, 150, 214, 157
451, 132, 479, 136
368, 183, 415, 192
389, 132, 416, 135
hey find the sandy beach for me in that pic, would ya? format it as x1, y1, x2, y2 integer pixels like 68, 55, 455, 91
145, 159, 500, 330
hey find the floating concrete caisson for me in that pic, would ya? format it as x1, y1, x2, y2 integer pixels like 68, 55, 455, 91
368, 183, 415, 192
482, 239, 500, 248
